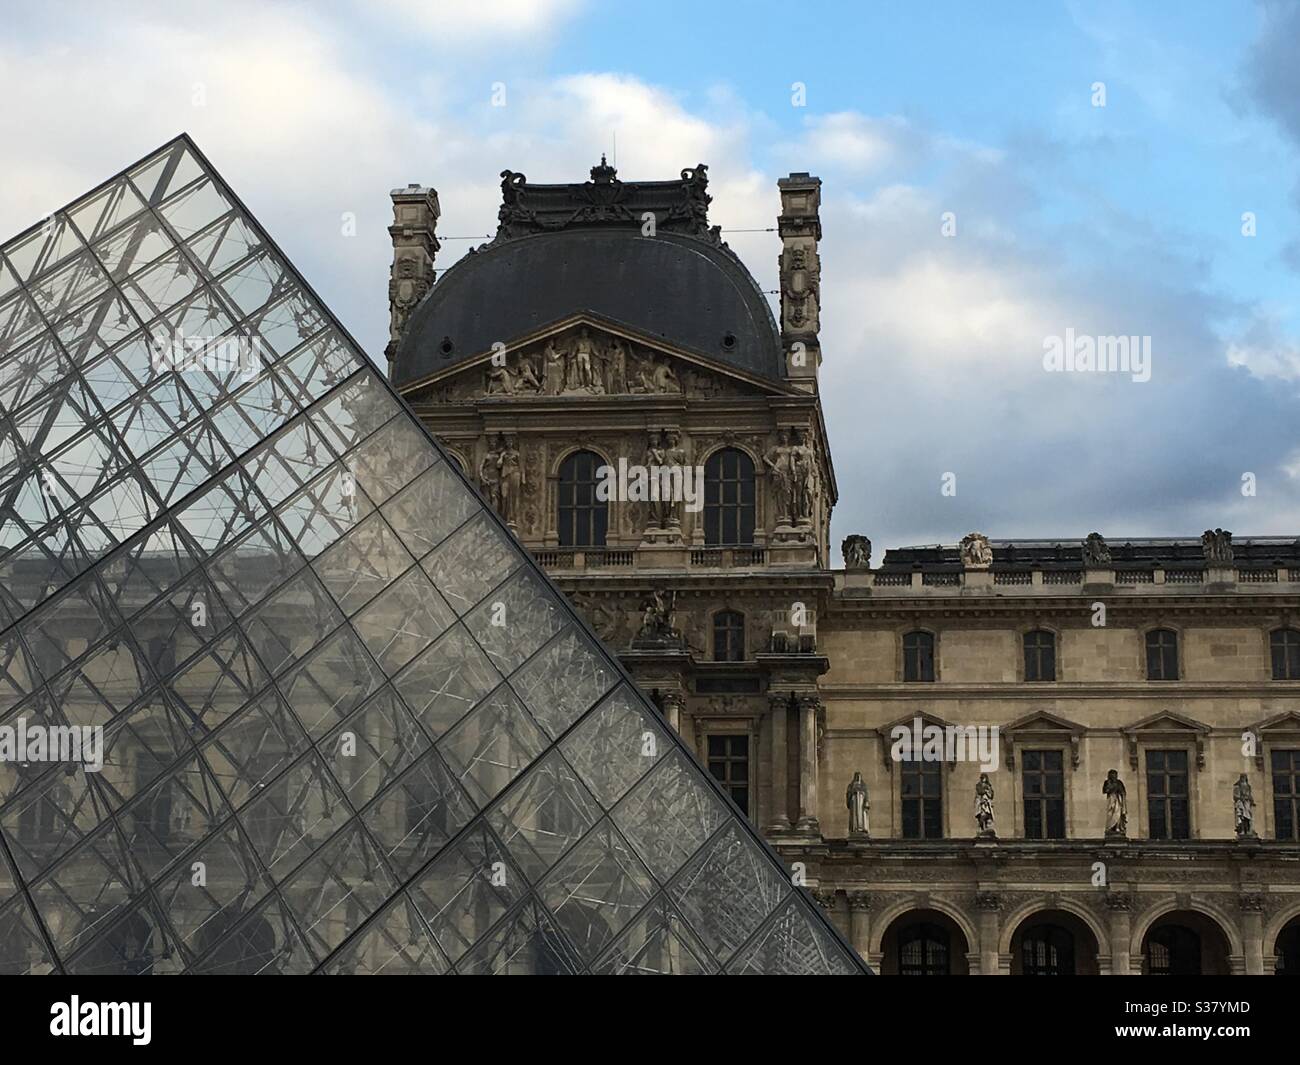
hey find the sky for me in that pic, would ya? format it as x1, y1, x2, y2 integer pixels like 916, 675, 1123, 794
2, 0, 1299, 556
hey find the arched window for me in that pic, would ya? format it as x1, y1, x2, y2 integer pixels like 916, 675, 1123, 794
713, 610, 745, 662
557, 450, 608, 548
703, 448, 755, 546
1022, 924, 1075, 975
1023, 630, 1056, 681
1145, 628, 1178, 681
1272, 629, 1300, 680
1145, 925, 1200, 975
902, 631, 935, 682
899, 923, 950, 976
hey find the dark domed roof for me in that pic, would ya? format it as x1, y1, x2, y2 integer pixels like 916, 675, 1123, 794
390, 161, 785, 387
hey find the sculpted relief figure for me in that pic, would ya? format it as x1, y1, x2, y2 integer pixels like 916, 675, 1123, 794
479, 433, 525, 528
960, 531, 994, 569
1103, 769, 1127, 836
386, 256, 427, 358
842, 534, 872, 570
974, 773, 996, 837
1234, 773, 1256, 837
542, 340, 566, 395
661, 429, 687, 530
788, 427, 817, 525
1201, 527, 1234, 564
1082, 531, 1111, 567
643, 429, 671, 530
763, 430, 794, 524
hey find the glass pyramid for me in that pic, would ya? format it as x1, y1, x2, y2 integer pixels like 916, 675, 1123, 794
0, 135, 864, 975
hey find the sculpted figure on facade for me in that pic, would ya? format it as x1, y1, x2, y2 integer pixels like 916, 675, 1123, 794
541, 339, 566, 395
1201, 527, 1234, 563
763, 430, 794, 524
386, 256, 429, 360
661, 428, 687, 531
636, 588, 681, 644
1082, 531, 1111, 567
846, 771, 870, 837
960, 531, 994, 569
606, 337, 628, 394
974, 773, 996, 837
479, 432, 524, 528
842, 534, 872, 570
1234, 773, 1256, 838
1103, 769, 1127, 836
788, 427, 817, 525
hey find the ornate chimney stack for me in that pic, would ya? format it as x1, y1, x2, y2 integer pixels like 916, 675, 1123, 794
777, 172, 822, 392
384, 183, 440, 372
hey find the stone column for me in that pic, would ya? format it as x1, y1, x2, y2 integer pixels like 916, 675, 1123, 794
1106, 893, 1133, 975
766, 692, 791, 832
1240, 894, 1265, 975
975, 893, 1002, 975
660, 690, 686, 736
847, 892, 873, 963
795, 694, 821, 834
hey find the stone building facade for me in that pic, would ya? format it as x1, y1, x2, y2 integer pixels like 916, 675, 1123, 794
387, 161, 1300, 974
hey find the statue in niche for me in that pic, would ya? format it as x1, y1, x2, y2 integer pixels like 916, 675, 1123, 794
478, 438, 502, 513
842, 535, 872, 570
1103, 769, 1127, 837
1234, 773, 1256, 838
661, 428, 687, 530
846, 771, 869, 837
763, 430, 794, 524
1082, 531, 1111, 566
974, 773, 996, 837
635, 588, 681, 644
480, 432, 524, 528
643, 429, 671, 530
789, 427, 817, 525
542, 340, 566, 395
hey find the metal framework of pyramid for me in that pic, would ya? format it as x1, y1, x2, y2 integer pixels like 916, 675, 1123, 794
0, 135, 865, 974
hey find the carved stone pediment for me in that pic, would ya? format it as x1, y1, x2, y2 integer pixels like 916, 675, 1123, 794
1122, 710, 1211, 769
1000, 710, 1086, 769
401, 317, 785, 404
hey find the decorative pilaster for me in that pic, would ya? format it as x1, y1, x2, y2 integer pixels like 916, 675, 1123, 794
794, 694, 821, 835
846, 891, 873, 963
777, 173, 822, 392
1105, 892, 1134, 975
660, 690, 686, 735
766, 692, 792, 832
1239, 893, 1265, 975
974, 893, 1002, 975
385, 184, 440, 371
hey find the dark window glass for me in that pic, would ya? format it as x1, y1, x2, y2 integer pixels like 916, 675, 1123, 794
1145, 629, 1178, 681
1277, 922, 1300, 975
1022, 924, 1074, 975
707, 734, 750, 814
1271, 629, 1300, 680
901, 759, 943, 838
712, 610, 745, 662
899, 923, 949, 976
703, 449, 755, 546
1146, 926, 1200, 975
902, 631, 935, 682
1273, 749, 1300, 841
557, 450, 608, 548
1146, 749, 1190, 839
1023, 630, 1056, 681
1022, 749, 1065, 839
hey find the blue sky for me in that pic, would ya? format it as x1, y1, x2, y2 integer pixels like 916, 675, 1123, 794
3, 0, 1298, 554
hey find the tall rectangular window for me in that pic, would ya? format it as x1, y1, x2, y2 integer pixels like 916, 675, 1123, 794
1023, 630, 1056, 681
901, 760, 943, 838
1146, 749, 1190, 839
902, 631, 935, 682
1021, 749, 1064, 839
707, 735, 750, 815
1145, 629, 1179, 681
1273, 749, 1300, 841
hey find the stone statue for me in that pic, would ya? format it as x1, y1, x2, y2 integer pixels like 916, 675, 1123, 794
541, 340, 566, 395
1103, 769, 1127, 837
1234, 773, 1256, 838
1082, 531, 1111, 567
650, 357, 680, 393
789, 427, 816, 525
842, 534, 871, 570
485, 359, 516, 395
573, 327, 601, 392
960, 532, 993, 569
478, 439, 502, 513
642, 430, 671, 530
846, 771, 869, 837
515, 353, 542, 393
1201, 528, 1233, 563
974, 773, 996, 836
661, 428, 687, 530
635, 588, 680, 643
763, 430, 794, 524
496, 434, 524, 528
